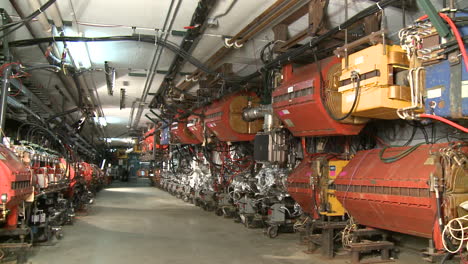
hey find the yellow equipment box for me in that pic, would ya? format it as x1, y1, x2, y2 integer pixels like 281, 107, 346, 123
338, 44, 411, 119
320, 160, 349, 217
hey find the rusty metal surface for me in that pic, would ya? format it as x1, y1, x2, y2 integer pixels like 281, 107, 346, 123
334, 144, 454, 240
204, 92, 262, 142
287, 156, 322, 218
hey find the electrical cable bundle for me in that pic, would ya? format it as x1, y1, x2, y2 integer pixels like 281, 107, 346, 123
379, 143, 424, 163
442, 215, 468, 254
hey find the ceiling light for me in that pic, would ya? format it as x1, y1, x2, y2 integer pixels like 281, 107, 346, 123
93, 117, 108, 127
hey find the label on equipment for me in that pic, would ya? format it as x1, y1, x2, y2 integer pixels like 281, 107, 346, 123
329, 165, 336, 176
277, 109, 290, 116
427, 87, 442, 98
355, 56, 364, 65
284, 119, 294, 127
462, 81, 468, 98
287, 86, 294, 93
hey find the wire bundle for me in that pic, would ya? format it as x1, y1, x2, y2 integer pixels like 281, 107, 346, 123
0, 0, 57, 39
442, 214, 468, 254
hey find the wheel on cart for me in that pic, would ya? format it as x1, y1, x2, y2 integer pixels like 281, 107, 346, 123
267, 225, 279, 238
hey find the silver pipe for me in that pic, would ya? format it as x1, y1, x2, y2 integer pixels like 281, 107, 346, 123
0, 66, 13, 138
242, 104, 272, 122
8, 92, 95, 156
131, 0, 182, 129
7, 97, 44, 123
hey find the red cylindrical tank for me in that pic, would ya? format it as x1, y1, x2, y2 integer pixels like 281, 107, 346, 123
272, 56, 364, 136
0, 145, 33, 227
204, 92, 263, 142
170, 118, 201, 145
142, 128, 155, 152
287, 156, 322, 219
334, 143, 464, 250
79, 162, 93, 186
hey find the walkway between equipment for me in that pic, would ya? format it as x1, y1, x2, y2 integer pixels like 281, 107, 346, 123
29, 179, 311, 264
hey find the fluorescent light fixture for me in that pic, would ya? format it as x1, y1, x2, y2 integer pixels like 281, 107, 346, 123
64, 28, 92, 69
104, 137, 135, 144
68, 41, 92, 69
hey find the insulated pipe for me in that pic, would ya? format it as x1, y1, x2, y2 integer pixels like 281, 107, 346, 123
8, 97, 95, 157
242, 104, 271, 122
44, 2, 63, 28
27, 0, 52, 32
7, 97, 45, 124
131, 0, 179, 129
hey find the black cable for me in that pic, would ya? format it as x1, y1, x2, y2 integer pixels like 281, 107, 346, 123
0, 0, 57, 39
419, 125, 430, 144
316, 52, 360, 121
440, 252, 454, 264
379, 143, 424, 163
7, 0, 399, 86
403, 124, 417, 146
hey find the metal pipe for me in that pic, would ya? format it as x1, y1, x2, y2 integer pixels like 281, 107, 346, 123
7, 96, 44, 123
150, 109, 167, 123
1, 66, 14, 137
145, 114, 159, 124
8, 0, 78, 108
27, 0, 52, 32
242, 104, 271, 122
132, 0, 182, 129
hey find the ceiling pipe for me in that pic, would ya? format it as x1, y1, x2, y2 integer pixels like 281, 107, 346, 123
8, 0, 78, 108
130, 0, 182, 130
44, 1, 63, 28
149, 0, 298, 104
0, 65, 16, 138
158, 0, 216, 90
135, 0, 216, 126
27, 0, 51, 32
7, 97, 94, 156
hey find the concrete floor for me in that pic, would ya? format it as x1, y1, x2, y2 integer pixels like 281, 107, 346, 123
28, 179, 428, 264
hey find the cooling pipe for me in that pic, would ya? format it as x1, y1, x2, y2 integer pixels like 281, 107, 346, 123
27, 0, 52, 32
242, 104, 272, 121
242, 104, 273, 132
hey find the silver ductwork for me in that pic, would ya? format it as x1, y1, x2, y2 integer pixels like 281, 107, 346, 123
242, 104, 273, 132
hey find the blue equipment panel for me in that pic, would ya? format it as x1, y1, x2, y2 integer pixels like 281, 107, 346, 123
425, 50, 468, 119
160, 124, 171, 145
